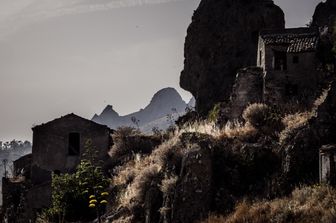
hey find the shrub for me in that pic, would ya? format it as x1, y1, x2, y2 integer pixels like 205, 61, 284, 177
110, 127, 161, 165
242, 103, 282, 133
242, 103, 269, 128
208, 103, 221, 122
47, 142, 110, 222
110, 127, 141, 158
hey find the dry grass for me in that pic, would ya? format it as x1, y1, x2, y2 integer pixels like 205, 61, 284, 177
113, 134, 183, 211
110, 127, 141, 158
313, 86, 330, 109
221, 120, 257, 139
281, 112, 312, 129
279, 112, 312, 144
150, 134, 185, 169
279, 87, 331, 144
201, 185, 336, 223
179, 120, 257, 140
121, 163, 161, 207
113, 154, 150, 186
180, 121, 221, 137
160, 174, 178, 194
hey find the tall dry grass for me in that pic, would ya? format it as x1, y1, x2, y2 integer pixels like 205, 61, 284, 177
200, 185, 336, 223
279, 87, 330, 144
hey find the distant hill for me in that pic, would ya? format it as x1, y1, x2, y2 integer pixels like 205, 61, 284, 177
92, 88, 194, 132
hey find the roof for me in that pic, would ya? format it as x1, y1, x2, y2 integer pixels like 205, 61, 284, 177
32, 113, 110, 130
320, 144, 336, 153
14, 153, 32, 164
260, 27, 319, 53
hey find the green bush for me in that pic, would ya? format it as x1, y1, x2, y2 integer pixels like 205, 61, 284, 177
208, 103, 221, 122
47, 141, 110, 222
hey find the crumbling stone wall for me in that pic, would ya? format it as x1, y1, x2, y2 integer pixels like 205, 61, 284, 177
227, 67, 264, 119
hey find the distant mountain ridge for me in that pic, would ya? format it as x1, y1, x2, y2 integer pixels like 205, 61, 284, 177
92, 87, 194, 131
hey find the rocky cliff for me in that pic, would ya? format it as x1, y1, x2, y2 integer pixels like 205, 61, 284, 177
180, 0, 284, 115
313, 0, 336, 27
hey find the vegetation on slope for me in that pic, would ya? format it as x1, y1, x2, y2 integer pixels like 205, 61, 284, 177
201, 185, 336, 223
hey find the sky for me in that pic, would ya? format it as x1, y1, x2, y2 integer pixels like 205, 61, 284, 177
0, 0, 325, 141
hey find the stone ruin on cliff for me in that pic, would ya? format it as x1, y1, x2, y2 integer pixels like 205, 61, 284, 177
226, 27, 325, 119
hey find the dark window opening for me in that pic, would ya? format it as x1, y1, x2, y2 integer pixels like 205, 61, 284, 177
293, 55, 299, 64
273, 51, 287, 71
259, 50, 262, 66
251, 30, 259, 44
68, 133, 80, 156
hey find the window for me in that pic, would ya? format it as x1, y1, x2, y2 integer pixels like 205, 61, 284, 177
273, 50, 287, 71
293, 55, 299, 64
259, 50, 262, 66
68, 132, 80, 156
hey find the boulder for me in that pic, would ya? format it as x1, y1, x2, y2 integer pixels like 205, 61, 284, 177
312, 0, 336, 28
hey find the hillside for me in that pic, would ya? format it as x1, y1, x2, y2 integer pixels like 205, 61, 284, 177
3, 0, 336, 222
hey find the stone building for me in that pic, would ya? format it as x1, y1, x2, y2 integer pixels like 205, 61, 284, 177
31, 113, 111, 185
1, 113, 112, 222
224, 28, 322, 120
256, 27, 322, 104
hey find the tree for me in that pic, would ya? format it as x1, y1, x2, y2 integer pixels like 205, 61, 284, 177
47, 140, 110, 223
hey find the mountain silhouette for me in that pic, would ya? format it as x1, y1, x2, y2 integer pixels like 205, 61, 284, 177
92, 87, 194, 131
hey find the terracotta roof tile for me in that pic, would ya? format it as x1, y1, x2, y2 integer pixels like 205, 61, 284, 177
260, 28, 319, 53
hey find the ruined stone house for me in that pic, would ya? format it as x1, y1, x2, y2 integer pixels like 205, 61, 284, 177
1, 113, 112, 222
257, 27, 321, 104
227, 27, 322, 119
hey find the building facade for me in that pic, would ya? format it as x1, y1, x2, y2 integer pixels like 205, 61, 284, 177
1, 113, 112, 222
257, 27, 321, 104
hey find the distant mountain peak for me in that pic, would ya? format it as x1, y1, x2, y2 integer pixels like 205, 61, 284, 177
100, 105, 119, 117
149, 87, 185, 107
92, 88, 187, 131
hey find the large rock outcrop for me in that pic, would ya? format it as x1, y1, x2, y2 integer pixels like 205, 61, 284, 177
171, 143, 213, 223
180, 0, 284, 115
313, 0, 336, 28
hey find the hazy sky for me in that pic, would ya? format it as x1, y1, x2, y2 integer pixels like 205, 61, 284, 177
0, 0, 324, 141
